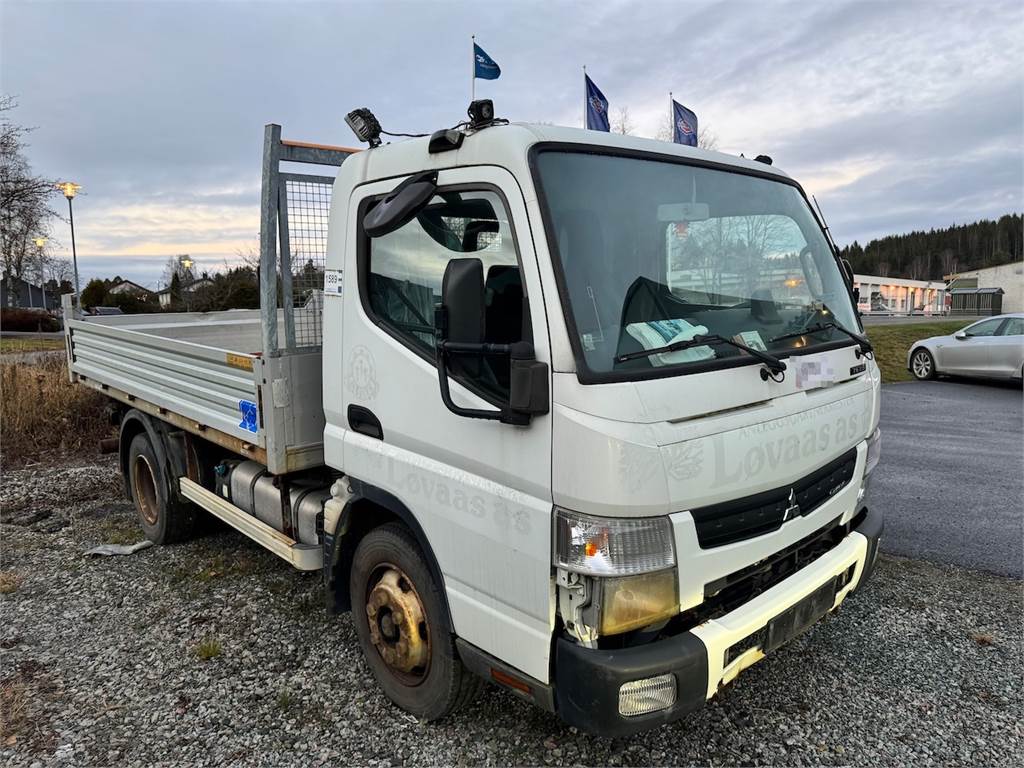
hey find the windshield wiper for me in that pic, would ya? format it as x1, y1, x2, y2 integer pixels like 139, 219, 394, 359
770, 321, 873, 355
616, 333, 786, 373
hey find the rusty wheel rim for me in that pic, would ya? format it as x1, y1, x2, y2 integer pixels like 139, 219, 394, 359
132, 454, 159, 526
365, 563, 431, 685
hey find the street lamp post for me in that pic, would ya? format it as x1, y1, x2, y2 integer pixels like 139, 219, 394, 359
32, 236, 47, 309
56, 182, 82, 312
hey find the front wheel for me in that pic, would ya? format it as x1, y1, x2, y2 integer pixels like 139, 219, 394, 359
910, 348, 937, 381
349, 523, 480, 720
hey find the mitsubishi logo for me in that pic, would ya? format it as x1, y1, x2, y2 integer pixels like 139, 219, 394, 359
782, 488, 800, 522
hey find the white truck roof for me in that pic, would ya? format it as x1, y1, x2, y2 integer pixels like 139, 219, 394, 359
336, 121, 793, 192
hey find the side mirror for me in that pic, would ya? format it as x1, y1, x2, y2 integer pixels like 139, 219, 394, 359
435, 259, 548, 425
440, 258, 485, 345
363, 171, 438, 238
954, 331, 969, 340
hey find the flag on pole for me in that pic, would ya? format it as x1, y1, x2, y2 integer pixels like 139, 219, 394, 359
473, 43, 501, 80
585, 74, 609, 132
672, 100, 698, 147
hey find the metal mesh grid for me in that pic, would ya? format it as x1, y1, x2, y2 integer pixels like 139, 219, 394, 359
283, 178, 332, 348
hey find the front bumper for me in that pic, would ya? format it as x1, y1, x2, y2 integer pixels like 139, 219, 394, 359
554, 507, 883, 737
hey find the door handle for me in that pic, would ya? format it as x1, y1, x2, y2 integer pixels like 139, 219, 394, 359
348, 405, 383, 440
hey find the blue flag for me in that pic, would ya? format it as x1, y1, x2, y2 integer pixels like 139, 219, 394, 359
585, 74, 609, 132
672, 100, 698, 147
474, 43, 501, 80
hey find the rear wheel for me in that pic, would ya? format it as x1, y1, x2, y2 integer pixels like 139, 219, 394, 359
910, 348, 937, 381
349, 523, 480, 720
127, 432, 196, 544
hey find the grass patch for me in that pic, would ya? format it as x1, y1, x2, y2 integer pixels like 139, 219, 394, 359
864, 320, 968, 383
0, 356, 114, 466
0, 337, 65, 354
0, 572, 23, 595
97, 518, 141, 546
193, 636, 223, 661
971, 631, 995, 646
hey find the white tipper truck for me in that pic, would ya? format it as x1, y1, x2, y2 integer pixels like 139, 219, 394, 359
65, 105, 882, 735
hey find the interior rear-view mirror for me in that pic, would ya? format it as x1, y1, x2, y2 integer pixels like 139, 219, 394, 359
363, 171, 438, 238
657, 202, 709, 222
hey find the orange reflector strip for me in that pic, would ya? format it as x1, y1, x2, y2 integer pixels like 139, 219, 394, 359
490, 668, 532, 695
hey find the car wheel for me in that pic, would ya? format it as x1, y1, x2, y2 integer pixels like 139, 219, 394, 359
910, 348, 937, 381
349, 523, 480, 721
127, 432, 197, 544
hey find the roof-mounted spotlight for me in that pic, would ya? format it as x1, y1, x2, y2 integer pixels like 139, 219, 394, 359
467, 99, 495, 129
345, 108, 383, 148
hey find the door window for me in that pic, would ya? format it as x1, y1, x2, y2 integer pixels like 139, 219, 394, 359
998, 318, 1023, 336
963, 318, 1003, 337
362, 188, 530, 400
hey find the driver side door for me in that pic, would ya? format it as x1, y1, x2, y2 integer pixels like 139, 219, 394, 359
339, 166, 555, 682
939, 317, 1005, 375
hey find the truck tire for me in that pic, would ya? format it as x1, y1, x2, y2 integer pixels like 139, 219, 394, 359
127, 432, 196, 544
349, 523, 480, 720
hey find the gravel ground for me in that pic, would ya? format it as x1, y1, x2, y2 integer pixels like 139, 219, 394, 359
1, 458, 1021, 767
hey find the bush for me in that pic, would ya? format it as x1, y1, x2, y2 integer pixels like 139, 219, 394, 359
0, 357, 115, 466
0, 308, 60, 333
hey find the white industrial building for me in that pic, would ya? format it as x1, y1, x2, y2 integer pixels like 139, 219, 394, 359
852, 274, 947, 315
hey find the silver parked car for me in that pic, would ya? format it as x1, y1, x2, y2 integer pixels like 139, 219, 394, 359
908, 313, 1024, 382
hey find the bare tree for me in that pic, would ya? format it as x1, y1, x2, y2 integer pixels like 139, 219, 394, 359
160, 254, 196, 288
1, 96, 57, 282
611, 106, 636, 136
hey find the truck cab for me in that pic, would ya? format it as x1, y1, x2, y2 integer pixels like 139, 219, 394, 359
67, 115, 882, 736
322, 120, 882, 733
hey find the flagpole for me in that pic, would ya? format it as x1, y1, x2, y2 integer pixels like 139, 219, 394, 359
668, 91, 673, 142
471, 35, 476, 102
582, 65, 587, 129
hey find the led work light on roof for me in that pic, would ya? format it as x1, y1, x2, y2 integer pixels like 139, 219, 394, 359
345, 108, 383, 148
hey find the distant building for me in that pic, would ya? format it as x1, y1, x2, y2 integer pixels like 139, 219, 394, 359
155, 276, 214, 308
946, 262, 1024, 314
108, 279, 153, 300
1, 271, 60, 311
852, 274, 947, 315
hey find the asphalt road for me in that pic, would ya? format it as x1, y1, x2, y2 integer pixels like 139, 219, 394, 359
874, 378, 1023, 577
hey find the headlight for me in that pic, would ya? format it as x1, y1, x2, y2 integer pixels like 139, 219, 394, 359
865, 428, 881, 476
555, 508, 676, 576
597, 570, 679, 635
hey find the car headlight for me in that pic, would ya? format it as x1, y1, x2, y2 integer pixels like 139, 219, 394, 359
865, 428, 881, 476
554, 508, 676, 576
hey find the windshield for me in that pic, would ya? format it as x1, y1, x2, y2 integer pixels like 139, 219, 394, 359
533, 150, 860, 379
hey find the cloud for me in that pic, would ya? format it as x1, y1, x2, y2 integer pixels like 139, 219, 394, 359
3, 0, 1022, 283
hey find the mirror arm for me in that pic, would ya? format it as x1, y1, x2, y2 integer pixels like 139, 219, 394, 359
435, 346, 506, 422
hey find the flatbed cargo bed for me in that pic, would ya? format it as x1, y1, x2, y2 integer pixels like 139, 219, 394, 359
65, 305, 325, 474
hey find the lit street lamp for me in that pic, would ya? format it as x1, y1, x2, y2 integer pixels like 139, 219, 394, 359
32, 236, 47, 309
56, 181, 82, 312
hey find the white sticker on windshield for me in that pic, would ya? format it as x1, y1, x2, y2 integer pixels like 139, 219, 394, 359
324, 269, 343, 296
794, 354, 837, 390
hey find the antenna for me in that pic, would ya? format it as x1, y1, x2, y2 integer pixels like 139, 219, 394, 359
812, 194, 839, 254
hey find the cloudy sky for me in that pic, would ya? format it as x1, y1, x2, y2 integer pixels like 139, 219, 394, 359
3, 0, 1022, 287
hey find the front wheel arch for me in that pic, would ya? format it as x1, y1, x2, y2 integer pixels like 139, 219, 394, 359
326, 479, 451, 627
